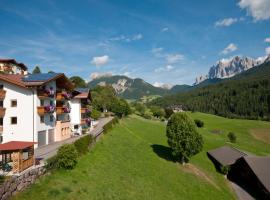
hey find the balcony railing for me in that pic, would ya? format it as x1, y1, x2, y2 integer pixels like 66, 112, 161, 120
81, 118, 91, 126
0, 108, 6, 117
56, 106, 71, 115
81, 107, 90, 114
0, 89, 6, 99
37, 88, 55, 99
0, 126, 3, 132
37, 106, 55, 115
56, 91, 72, 101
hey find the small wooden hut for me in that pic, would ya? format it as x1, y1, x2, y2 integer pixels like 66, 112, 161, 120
0, 141, 35, 173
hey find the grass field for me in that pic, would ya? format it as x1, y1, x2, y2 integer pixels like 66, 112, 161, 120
13, 113, 270, 200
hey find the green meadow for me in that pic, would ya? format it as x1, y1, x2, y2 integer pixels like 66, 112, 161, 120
13, 113, 270, 200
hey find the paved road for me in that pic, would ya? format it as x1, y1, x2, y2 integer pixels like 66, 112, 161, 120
35, 117, 113, 160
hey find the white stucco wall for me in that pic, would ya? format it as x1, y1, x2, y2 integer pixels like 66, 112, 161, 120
70, 99, 81, 125
0, 81, 35, 143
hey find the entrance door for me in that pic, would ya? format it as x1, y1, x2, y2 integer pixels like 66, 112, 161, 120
38, 131, 46, 147
48, 129, 55, 144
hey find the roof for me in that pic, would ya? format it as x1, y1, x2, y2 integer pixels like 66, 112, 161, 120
0, 141, 36, 151
74, 92, 89, 99
0, 73, 74, 90
73, 88, 91, 100
0, 59, 28, 70
207, 146, 247, 166
243, 156, 270, 193
75, 88, 89, 93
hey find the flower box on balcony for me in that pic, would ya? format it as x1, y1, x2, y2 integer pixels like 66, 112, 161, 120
38, 88, 55, 99
56, 91, 72, 101
37, 105, 55, 115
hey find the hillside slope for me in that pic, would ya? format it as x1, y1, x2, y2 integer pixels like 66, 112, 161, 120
150, 61, 270, 120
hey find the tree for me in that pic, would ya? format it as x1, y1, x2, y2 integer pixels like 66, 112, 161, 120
70, 76, 87, 88
110, 99, 131, 118
228, 132, 237, 143
90, 109, 101, 120
194, 119, 204, 128
166, 113, 203, 164
134, 103, 146, 115
164, 107, 174, 119
150, 106, 165, 119
32, 66, 41, 74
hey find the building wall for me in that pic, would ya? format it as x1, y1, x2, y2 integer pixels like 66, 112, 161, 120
70, 99, 81, 125
0, 81, 34, 143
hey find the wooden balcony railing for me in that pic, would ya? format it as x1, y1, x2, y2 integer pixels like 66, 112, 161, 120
0, 89, 6, 99
37, 90, 54, 99
56, 107, 71, 115
0, 126, 3, 132
37, 106, 55, 115
21, 157, 34, 171
81, 108, 89, 114
56, 91, 72, 101
0, 108, 6, 117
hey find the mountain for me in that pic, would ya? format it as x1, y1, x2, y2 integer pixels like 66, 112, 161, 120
87, 75, 169, 99
194, 55, 269, 85
169, 84, 191, 93
150, 59, 270, 120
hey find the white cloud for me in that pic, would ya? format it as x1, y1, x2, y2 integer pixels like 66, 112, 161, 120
155, 65, 174, 73
109, 34, 143, 42
161, 27, 169, 32
90, 72, 112, 80
221, 43, 238, 55
215, 18, 238, 27
238, 0, 270, 21
266, 47, 270, 55
153, 82, 173, 89
265, 38, 270, 43
91, 55, 109, 67
151, 47, 163, 54
166, 54, 184, 64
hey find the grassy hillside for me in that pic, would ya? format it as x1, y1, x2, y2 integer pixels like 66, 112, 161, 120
150, 62, 270, 120
12, 113, 270, 200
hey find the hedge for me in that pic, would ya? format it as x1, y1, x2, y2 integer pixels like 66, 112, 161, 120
74, 135, 94, 155
103, 117, 119, 134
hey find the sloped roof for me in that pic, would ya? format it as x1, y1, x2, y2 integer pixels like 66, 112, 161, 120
243, 156, 270, 193
0, 141, 36, 151
0, 59, 28, 70
207, 146, 247, 166
0, 73, 73, 89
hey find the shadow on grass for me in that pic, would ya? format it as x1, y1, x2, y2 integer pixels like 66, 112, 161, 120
151, 144, 176, 162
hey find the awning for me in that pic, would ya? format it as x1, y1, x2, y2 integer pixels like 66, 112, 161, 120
0, 141, 36, 151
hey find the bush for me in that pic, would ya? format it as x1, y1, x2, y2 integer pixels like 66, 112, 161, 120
103, 117, 119, 134
74, 135, 94, 155
220, 165, 230, 175
142, 113, 152, 119
164, 108, 174, 119
91, 109, 101, 120
194, 119, 204, 128
46, 144, 79, 170
228, 132, 237, 143
150, 106, 165, 119
166, 113, 203, 164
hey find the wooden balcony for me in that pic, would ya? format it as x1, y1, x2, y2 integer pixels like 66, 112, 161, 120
0, 89, 6, 99
81, 119, 86, 124
37, 90, 54, 99
0, 108, 6, 117
81, 107, 89, 114
0, 126, 3, 132
37, 106, 55, 115
56, 91, 71, 101
56, 107, 71, 115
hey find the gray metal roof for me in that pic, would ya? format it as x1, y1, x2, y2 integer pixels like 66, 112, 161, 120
207, 146, 247, 166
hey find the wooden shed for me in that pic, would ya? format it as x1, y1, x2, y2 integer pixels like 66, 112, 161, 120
0, 141, 35, 173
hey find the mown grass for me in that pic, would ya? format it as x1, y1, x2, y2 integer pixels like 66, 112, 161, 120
13, 113, 270, 200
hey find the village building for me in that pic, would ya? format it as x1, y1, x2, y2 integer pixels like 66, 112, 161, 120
0, 59, 28, 75
207, 146, 270, 199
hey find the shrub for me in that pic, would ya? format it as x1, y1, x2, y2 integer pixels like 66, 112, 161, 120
46, 144, 79, 170
74, 135, 94, 155
194, 119, 204, 128
103, 117, 119, 134
164, 108, 174, 119
91, 109, 101, 120
142, 113, 152, 119
150, 106, 165, 119
228, 132, 237, 143
166, 113, 203, 164
220, 165, 230, 175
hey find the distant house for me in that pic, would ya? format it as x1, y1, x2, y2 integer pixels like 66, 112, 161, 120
207, 146, 270, 199
0, 59, 28, 75
168, 105, 184, 113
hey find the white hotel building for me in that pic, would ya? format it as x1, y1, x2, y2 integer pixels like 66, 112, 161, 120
0, 59, 92, 148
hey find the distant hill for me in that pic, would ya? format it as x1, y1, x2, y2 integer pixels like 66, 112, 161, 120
87, 75, 169, 99
150, 60, 270, 120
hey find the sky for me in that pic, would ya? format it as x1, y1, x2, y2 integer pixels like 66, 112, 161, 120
0, 0, 270, 87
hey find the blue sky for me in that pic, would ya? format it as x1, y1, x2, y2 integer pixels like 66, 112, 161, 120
0, 0, 270, 86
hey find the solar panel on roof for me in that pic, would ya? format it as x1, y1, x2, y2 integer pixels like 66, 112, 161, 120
22, 73, 61, 82
75, 88, 89, 93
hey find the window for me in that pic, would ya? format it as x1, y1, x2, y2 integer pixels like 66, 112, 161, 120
0, 101, 3, 108
11, 100, 17, 107
40, 100, 44, 106
50, 115, 54, 122
0, 118, 3, 126
0, 85, 3, 90
50, 100, 54, 106
11, 117, 17, 125
40, 116, 44, 123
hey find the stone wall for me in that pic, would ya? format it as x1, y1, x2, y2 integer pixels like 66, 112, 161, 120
0, 165, 46, 200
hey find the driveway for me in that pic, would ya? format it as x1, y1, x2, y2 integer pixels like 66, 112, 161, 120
35, 117, 113, 160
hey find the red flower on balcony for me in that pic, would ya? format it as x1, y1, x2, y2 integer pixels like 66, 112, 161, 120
45, 105, 55, 113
